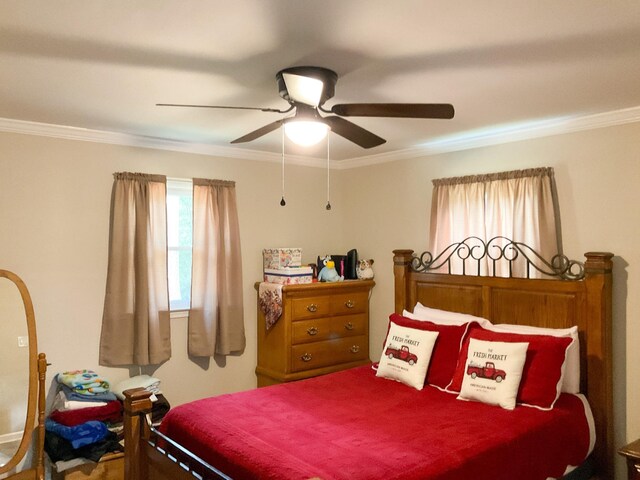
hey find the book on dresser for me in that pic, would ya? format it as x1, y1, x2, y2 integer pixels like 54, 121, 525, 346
255, 280, 375, 387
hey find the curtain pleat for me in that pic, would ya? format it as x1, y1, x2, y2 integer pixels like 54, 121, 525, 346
429, 181, 488, 274
189, 179, 245, 357
99, 173, 170, 366
429, 168, 560, 278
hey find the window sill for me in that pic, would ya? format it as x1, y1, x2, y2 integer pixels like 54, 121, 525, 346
170, 309, 189, 320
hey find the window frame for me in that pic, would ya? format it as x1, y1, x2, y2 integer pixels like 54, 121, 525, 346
166, 178, 193, 313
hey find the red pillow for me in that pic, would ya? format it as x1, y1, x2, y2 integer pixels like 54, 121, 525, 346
385, 314, 470, 389
448, 328, 573, 409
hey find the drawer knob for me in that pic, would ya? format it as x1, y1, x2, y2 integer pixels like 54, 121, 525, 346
345, 300, 355, 308
350, 345, 360, 354
307, 304, 318, 312
307, 326, 319, 336
301, 353, 313, 362
344, 322, 354, 331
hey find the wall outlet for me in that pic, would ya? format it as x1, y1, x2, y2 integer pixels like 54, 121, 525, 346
17, 336, 28, 347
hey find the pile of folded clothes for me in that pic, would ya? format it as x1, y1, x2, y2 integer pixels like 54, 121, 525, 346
112, 374, 170, 426
45, 370, 123, 473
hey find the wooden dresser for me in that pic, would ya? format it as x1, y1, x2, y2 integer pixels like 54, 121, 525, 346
256, 280, 375, 387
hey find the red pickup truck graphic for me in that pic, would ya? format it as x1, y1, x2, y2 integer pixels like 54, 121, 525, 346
385, 345, 418, 365
466, 362, 506, 383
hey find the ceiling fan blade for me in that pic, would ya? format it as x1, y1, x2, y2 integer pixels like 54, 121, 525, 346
330, 103, 455, 119
230, 119, 284, 144
156, 103, 291, 114
282, 73, 324, 107
324, 116, 386, 149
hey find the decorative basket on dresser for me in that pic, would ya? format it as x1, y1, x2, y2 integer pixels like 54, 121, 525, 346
255, 280, 375, 387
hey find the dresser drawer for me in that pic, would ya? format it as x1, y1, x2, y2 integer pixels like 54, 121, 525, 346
331, 291, 368, 315
291, 296, 332, 320
292, 317, 333, 344
331, 313, 367, 337
291, 335, 368, 372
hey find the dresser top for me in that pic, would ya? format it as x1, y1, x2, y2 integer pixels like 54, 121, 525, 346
254, 279, 375, 293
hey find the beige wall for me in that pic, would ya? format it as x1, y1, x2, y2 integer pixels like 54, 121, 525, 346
0, 132, 345, 407
1, 122, 638, 479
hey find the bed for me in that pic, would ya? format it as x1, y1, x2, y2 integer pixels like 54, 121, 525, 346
123, 241, 614, 479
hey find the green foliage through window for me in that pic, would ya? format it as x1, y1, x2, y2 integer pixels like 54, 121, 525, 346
167, 179, 193, 311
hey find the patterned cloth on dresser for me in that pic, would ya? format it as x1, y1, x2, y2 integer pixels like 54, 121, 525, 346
259, 282, 283, 330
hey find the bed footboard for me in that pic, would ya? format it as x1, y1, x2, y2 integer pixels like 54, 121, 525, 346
123, 388, 152, 480
123, 388, 232, 480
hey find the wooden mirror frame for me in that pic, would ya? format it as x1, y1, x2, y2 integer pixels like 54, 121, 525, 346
0, 270, 46, 480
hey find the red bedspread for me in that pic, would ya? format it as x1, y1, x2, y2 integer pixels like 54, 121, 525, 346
160, 365, 592, 480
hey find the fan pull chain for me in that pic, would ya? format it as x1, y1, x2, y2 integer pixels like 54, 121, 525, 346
280, 127, 286, 206
326, 134, 331, 211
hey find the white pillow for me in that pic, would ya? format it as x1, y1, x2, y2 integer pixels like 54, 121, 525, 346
488, 324, 580, 394
376, 323, 439, 390
457, 338, 529, 410
407, 303, 493, 328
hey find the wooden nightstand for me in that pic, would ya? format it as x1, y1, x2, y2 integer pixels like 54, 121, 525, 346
619, 439, 640, 480
255, 280, 375, 387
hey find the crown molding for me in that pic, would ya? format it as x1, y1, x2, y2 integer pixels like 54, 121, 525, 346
0, 117, 329, 168
1, 105, 639, 170
337, 105, 640, 169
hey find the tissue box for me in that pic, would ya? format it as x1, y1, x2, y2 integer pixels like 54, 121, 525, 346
264, 266, 313, 285
262, 248, 302, 269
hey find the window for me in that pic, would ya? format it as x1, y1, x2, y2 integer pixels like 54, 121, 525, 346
429, 168, 560, 278
102, 174, 243, 360
167, 179, 193, 311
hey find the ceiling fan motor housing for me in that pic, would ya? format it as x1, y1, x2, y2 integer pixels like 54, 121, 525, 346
276, 66, 338, 106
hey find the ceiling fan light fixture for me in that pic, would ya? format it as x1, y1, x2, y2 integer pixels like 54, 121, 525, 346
284, 120, 329, 146
282, 73, 324, 107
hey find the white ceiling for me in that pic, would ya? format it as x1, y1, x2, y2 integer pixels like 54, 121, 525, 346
1, 0, 639, 162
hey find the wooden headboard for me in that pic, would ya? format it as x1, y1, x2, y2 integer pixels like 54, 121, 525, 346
393, 248, 613, 478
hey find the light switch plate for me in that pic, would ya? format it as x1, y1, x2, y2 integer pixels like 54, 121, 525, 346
17, 336, 28, 347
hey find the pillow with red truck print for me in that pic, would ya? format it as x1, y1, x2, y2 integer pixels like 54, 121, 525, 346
376, 321, 439, 390
457, 338, 529, 410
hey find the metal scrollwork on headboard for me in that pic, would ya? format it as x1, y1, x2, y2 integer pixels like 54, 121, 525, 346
410, 236, 585, 280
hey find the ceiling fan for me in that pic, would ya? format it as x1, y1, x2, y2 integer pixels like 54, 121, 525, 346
157, 66, 455, 149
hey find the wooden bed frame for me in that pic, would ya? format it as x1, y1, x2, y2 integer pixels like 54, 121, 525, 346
392, 247, 614, 479
123, 245, 614, 480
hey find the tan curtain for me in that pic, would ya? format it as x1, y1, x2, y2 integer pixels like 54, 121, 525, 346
429, 168, 560, 277
99, 172, 171, 366
484, 169, 559, 276
189, 179, 245, 356
429, 180, 487, 273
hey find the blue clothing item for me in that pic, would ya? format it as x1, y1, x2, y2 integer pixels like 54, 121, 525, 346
45, 419, 109, 449
60, 384, 117, 402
